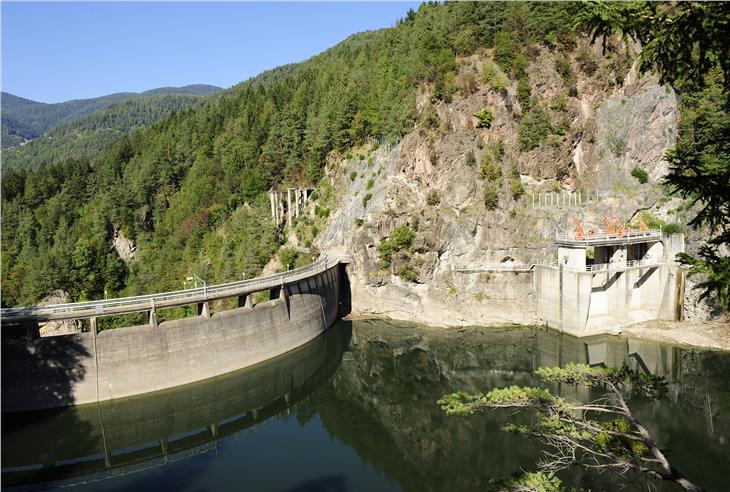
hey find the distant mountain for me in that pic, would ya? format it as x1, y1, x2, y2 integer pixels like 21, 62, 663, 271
141, 84, 223, 97
1, 92, 135, 148
2, 92, 215, 171
1, 84, 223, 149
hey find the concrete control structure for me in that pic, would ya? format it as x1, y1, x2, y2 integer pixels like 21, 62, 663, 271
535, 226, 686, 336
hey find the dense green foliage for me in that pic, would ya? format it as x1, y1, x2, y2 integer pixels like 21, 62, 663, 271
577, 1, 730, 310
518, 105, 550, 151
1, 85, 221, 151
510, 166, 525, 199
1, 2, 590, 307
2, 94, 210, 171
473, 108, 494, 128
666, 75, 730, 309
631, 166, 649, 184
378, 225, 416, 269
483, 185, 499, 211
487, 471, 563, 492
426, 190, 440, 206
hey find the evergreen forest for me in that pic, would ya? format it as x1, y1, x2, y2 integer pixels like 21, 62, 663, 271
2, 1, 727, 313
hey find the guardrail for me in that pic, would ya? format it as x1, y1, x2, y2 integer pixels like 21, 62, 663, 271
1, 255, 339, 322
555, 229, 662, 245
584, 258, 662, 272
453, 259, 558, 273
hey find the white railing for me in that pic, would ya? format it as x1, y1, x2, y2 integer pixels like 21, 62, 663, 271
584, 258, 662, 272
555, 229, 662, 244
1, 255, 340, 321
453, 259, 558, 273
531, 191, 595, 208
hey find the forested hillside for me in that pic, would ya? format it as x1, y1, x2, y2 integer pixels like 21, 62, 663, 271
0, 84, 222, 150
2, 91, 135, 148
0, 1, 579, 308
2, 1, 726, 316
2, 93, 212, 171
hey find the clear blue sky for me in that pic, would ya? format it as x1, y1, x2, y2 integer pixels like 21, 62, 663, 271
2, 1, 420, 103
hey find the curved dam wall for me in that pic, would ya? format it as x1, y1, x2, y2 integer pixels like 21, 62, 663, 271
2, 264, 344, 413
2, 324, 351, 488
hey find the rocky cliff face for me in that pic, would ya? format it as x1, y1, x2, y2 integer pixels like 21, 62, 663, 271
310, 40, 717, 327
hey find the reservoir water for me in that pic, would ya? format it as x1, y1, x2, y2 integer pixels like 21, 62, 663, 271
3, 320, 729, 491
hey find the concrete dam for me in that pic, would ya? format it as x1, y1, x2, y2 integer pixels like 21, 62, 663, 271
1, 224, 687, 413
2, 324, 352, 488
1, 256, 351, 412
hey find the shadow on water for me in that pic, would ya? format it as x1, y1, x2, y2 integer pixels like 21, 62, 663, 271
2, 324, 102, 489
1, 322, 352, 489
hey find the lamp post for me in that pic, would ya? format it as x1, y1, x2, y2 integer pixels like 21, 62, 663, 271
186, 274, 207, 297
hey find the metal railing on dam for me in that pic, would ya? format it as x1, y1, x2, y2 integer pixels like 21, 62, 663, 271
554, 229, 663, 247
1, 254, 349, 324
2, 254, 349, 411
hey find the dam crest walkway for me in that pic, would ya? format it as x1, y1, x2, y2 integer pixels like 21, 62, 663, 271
1, 254, 350, 325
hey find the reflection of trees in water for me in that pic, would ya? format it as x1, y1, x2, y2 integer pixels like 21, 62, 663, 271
311, 320, 730, 492
1, 322, 352, 488
310, 321, 544, 492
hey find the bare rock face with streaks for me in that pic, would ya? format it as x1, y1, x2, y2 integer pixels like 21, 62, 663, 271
111, 229, 136, 262
316, 42, 716, 327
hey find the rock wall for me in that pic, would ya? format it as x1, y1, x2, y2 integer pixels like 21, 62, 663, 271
315, 42, 706, 328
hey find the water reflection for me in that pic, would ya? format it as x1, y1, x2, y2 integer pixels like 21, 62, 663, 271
3, 320, 729, 492
1, 322, 352, 488
311, 321, 730, 492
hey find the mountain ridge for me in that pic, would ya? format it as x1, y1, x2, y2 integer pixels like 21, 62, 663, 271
1, 84, 223, 149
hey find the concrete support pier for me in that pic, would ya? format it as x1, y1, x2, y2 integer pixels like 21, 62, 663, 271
536, 229, 685, 337
269, 188, 314, 227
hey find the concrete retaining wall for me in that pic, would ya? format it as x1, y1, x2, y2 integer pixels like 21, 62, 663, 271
2, 265, 343, 412
535, 263, 683, 337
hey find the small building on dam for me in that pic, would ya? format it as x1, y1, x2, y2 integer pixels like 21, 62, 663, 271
535, 224, 685, 336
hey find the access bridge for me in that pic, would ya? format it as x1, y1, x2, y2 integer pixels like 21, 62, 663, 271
1, 254, 349, 330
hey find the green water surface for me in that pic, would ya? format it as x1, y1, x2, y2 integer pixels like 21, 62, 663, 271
2, 320, 729, 491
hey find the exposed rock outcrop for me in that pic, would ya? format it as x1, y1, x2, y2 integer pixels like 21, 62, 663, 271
316, 42, 716, 327
38, 290, 82, 337
110, 229, 136, 261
